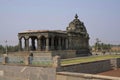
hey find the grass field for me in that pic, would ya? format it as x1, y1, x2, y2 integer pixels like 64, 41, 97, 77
61, 54, 120, 66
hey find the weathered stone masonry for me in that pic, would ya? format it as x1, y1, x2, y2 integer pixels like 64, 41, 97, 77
18, 14, 91, 56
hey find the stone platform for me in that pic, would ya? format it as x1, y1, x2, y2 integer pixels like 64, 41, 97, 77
7, 50, 91, 59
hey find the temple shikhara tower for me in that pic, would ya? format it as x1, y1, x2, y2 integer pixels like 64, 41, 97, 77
18, 14, 91, 58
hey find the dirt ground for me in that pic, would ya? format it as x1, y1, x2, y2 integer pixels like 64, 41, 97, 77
98, 68, 120, 77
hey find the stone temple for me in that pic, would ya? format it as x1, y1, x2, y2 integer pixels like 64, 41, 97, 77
18, 14, 91, 58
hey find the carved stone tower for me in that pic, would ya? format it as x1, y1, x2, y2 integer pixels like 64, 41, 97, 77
66, 14, 91, 56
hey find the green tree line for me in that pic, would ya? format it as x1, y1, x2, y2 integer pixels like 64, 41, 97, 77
0, 45, 19, 53
94, 43, 111, 52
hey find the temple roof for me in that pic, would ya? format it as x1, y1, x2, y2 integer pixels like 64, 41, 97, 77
66, 14, 88, 37
71, 14, 82, 25
19, 30, 66, 34
75, 14, 78, 19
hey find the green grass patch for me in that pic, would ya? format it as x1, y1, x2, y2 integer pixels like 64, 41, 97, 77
32, 61, 52, 66
61, 54, 120, 66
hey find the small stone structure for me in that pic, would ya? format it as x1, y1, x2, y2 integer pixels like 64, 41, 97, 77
18, 14, 91, 57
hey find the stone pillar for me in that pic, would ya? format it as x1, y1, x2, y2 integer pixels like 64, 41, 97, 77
65, 38, 68, 50
58, 37, 61, 50
19, 39, 22, 51
46, 37, 49, 51
31, 38, 35, 50
51, 37, 54, 50
25, 39, 29, 51
63, 38, 66, 50
68, 37, 72, 49
37, 38, 41, 51
24, 39, 27, 51
61, 38, 63, 50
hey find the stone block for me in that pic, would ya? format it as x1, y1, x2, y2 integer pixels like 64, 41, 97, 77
24, 56, 29, 65
52, 56, 61, 68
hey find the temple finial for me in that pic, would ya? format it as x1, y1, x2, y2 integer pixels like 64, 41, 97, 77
75, 14, 78, 19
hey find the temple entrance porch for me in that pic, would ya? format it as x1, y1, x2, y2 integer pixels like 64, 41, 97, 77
18, 31, 68, 51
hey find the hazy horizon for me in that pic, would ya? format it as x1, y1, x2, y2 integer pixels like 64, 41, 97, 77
0, 0, 120, 46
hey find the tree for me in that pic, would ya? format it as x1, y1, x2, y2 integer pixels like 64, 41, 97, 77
7, 45, 19, 52
0, 44, 19, 54
0, 45, 5, 53
94, 38, 101, 52
93, 38, 111, 53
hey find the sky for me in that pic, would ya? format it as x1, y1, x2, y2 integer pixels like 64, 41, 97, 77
0, 0, 120, 46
